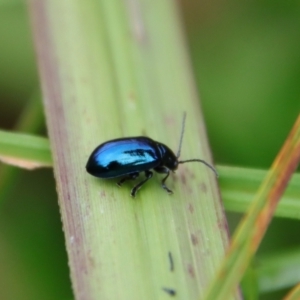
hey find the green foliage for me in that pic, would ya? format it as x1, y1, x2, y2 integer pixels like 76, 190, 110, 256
0, 1, 299, 300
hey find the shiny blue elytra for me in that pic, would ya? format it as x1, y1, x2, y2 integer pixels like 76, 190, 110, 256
86, 114, 218, 197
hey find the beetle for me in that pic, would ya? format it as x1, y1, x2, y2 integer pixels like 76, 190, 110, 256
86, 113, 218, 197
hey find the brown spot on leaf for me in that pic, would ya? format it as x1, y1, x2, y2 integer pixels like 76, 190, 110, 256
141, 128, 147, 136
187, 264, 195, 278
88, 250, 96, 268
191, 233, 199, 246
199, 182, 207, 193
179, 171, 187, 185
128, 91, 136, 101
164, 115, 176, 126
188, 203, 194, 214
217, 217, 229, 235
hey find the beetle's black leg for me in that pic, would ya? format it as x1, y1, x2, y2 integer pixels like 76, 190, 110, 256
161, 172, 173, 194
131, 170, 153, 197
154, 166, 173, 194
117, 172, 139, 187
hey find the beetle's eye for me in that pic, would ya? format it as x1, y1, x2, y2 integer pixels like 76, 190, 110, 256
172, 160, 179, 170
166, 156, 178, 170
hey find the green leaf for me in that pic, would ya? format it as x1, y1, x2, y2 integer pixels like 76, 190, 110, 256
0, 130, 51, 169
203, 115, 300, 300
219, 166, 300, 219
29, 1, 233, 299
257, 247, 300, 293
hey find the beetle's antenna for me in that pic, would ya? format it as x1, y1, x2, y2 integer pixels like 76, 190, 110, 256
178, 159, 218, 177
176, 112, 187, 158
177, 112, 218, 177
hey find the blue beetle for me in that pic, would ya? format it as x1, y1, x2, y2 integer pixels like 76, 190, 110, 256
86, 114, 217, 197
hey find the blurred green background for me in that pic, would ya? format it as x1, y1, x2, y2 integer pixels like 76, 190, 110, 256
0, 1, 299, 299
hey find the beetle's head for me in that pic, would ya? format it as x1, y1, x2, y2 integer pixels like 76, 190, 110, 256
157, 143, 179, 171
164, 152, 179, 171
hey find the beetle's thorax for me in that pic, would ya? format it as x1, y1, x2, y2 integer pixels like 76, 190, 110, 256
156, 142, 178, 171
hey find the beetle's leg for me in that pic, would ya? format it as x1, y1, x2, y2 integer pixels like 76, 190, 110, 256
131, 170, 153, 197
154, 166, 173, 194
117, 172, 139, 187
